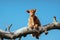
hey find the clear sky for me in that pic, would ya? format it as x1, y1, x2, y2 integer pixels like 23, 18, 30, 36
0, 0, 60, 40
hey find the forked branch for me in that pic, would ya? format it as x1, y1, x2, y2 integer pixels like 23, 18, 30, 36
0, 16, 60, 40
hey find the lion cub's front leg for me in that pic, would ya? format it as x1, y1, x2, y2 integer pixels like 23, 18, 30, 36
28, 17, 34, 29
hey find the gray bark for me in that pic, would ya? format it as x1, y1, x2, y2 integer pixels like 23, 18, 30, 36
0, 16, 60, 40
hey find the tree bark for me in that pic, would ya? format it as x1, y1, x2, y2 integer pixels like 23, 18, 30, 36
0, 16, 60, 40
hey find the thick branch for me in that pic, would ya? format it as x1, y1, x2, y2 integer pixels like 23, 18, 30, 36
0, 16, 60, 40
0, 22, 60, 39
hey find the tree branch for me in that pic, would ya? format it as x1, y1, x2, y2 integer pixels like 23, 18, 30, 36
0, 16, 60, 40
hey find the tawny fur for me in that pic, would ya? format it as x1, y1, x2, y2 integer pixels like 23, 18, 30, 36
26, 9, 41, 39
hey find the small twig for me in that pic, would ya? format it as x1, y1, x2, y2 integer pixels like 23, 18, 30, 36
53, 16, 57, 22
5, 24, 12, 32
8, 24, 12, 32
53, 16, 58, 25
18, 37, 21, 40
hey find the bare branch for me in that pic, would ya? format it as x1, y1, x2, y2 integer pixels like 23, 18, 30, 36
0, 16, 60, 40
5, 24, 12, 32
0, 22, 60, 39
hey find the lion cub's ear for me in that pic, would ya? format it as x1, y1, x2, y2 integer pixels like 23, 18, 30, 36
26, 10, 30, 13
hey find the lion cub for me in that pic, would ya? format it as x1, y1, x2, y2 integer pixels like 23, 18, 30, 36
26, 9, 41, 39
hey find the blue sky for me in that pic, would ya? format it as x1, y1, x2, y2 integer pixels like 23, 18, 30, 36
0, 0, 60, 40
